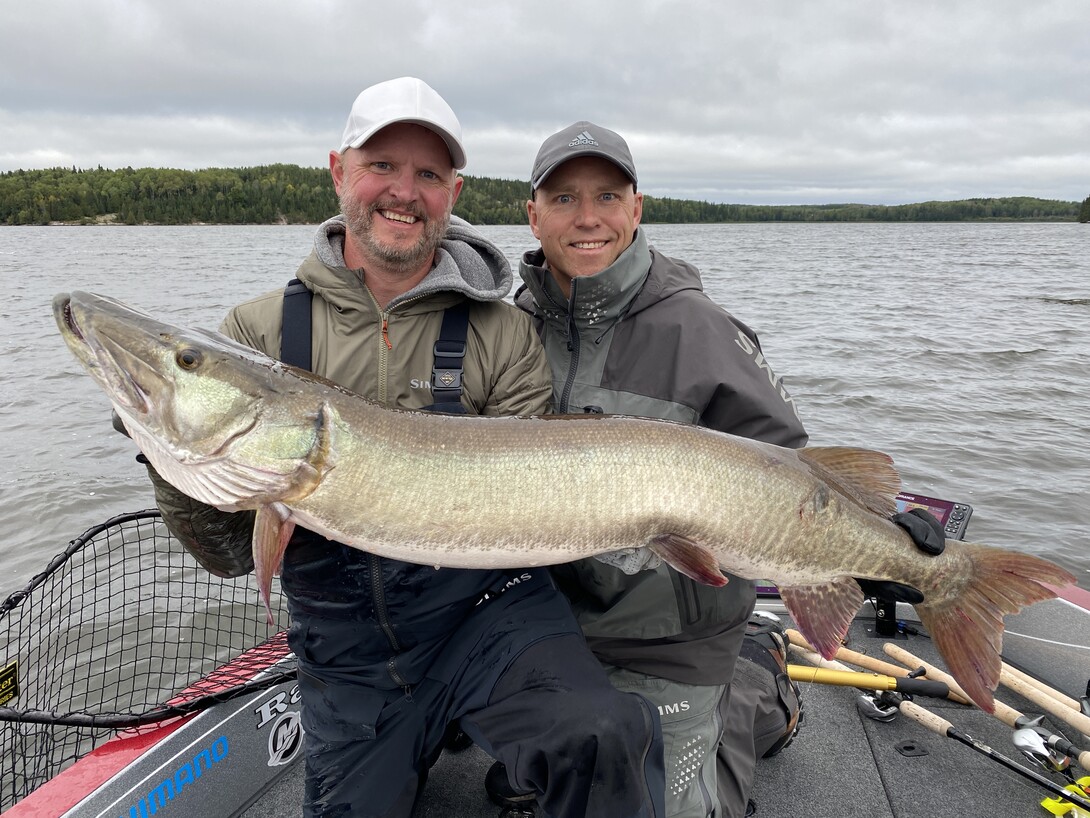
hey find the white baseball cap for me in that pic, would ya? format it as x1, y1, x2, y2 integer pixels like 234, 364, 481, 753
338, 77, 466, 169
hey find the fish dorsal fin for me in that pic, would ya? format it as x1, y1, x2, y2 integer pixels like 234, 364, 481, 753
796, 446, 901, 517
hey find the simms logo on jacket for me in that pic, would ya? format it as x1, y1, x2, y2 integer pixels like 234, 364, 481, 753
733, 330, 801, 421
658, 701, 691, 717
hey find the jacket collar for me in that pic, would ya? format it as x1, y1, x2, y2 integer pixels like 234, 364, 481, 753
517, 228, 651, 328
303, 214, 512, 313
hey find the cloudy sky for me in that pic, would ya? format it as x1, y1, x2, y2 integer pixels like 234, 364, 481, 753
3, 1, 1088, 205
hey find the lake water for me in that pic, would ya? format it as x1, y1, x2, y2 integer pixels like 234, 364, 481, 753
0, 223, 1087, 594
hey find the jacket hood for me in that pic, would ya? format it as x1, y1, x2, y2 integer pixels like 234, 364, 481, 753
627, 235, 706, 315
308, 214, 512, 311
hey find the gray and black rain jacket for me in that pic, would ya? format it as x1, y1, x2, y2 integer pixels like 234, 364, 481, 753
516, 228, 808, 686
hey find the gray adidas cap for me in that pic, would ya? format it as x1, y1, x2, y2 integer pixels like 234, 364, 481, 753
530, 121, 637, 193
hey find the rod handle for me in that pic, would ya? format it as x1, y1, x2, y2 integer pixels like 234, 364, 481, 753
899, 699, 953, 736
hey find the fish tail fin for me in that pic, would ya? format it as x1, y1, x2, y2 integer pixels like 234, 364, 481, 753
252, 504, 296, 625
914, 542, 1075, 713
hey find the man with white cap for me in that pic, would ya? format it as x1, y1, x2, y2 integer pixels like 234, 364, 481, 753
139, 83, 666, 818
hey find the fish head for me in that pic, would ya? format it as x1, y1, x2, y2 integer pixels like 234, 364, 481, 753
54, 291, 334, 510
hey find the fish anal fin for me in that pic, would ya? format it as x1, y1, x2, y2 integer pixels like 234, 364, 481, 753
780, 577, 863, 659
648, 534, 728, 587
797, 446, 901, 517
252, 503, 296, 625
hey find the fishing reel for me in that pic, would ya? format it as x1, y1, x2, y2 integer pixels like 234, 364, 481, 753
854, 665, 934, 723
856, 690, 904, 723
1012, 715, 1090, 817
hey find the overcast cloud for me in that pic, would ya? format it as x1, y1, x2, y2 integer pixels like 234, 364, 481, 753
2, 0, 1088, 205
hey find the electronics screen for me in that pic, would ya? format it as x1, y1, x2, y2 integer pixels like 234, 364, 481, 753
894, 492, 973, 541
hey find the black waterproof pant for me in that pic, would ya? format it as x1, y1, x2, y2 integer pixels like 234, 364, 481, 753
296, 578, 666, 818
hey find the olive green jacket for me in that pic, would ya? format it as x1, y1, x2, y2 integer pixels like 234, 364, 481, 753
149, 215, 551, 578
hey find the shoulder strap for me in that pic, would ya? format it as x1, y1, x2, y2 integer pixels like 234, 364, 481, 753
281, 278, 312, 371
427, 301, 471, 411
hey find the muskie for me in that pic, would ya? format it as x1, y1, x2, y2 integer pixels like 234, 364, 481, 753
54, 291, 1075, 712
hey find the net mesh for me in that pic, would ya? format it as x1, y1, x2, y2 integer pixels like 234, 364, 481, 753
0, 509, 292, 810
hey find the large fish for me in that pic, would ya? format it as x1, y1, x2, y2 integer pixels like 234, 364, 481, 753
54, 291, 1075, 712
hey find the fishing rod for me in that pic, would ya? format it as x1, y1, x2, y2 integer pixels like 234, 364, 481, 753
881, 643, 1090, 772
790, 627, 1090, 810
881, 640, 1090, 740
1003, 662, 1083, 712
786, 664, 952, 699
1002, 669, 1090, 740
862, 694, 1090, 814
786, 628, 971, 704
786, 643, 960, 701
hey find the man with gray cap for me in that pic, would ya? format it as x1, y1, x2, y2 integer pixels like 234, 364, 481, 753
501, 121, 948, 818
501, 121, 810, 818
500, 119, 810, 818
136, 85, 665, 818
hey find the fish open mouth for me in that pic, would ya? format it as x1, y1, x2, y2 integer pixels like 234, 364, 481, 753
59, 296, 86, 343
54, 293, 153, 414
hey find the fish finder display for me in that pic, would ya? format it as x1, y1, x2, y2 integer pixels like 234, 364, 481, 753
754, 492, 973, 598
893, 492, 973, 541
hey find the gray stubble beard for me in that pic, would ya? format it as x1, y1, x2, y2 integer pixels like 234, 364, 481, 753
340, 190, 450, 276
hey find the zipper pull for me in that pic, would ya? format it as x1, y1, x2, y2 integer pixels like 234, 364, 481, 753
381, 315, 392, 350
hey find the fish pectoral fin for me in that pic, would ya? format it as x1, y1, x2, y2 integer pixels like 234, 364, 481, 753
779, 577, 863, 659
797, 446, 901, 517
648, 534, 728, 587
252, 503, 295, 625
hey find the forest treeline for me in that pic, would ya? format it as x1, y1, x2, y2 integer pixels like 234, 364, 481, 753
1, 164, 1087, 226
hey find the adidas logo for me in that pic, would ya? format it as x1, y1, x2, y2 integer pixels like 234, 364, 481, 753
568, 130, 598, 148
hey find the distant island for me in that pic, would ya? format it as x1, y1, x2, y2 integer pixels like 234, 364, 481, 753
2, 164, 1088, 225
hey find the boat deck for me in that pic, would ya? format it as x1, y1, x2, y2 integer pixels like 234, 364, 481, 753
5, 513, 1086, 818
244, 594, 1090, 818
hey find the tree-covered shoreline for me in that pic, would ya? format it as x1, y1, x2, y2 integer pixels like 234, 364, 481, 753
1, 165, 1086, 226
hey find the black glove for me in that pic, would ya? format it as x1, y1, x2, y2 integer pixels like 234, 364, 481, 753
856, 509, 947, 604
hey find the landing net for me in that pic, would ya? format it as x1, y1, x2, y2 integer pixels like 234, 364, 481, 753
0, 509, 292, 810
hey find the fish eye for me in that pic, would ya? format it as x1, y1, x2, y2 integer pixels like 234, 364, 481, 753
176, 348, 203, 370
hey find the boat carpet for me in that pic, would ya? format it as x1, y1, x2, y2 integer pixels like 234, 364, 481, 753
244, 603, 1087, 818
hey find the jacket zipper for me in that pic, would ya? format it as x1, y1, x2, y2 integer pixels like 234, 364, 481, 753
366, 290, 434, 692
381, 315, 392, 350
695, 695, 724, 813
558, 279, 581, 413
369, 554, 411, 690
373, 291, 430, 407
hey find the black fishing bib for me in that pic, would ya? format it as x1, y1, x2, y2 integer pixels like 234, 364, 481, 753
281, 278, 469, 414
